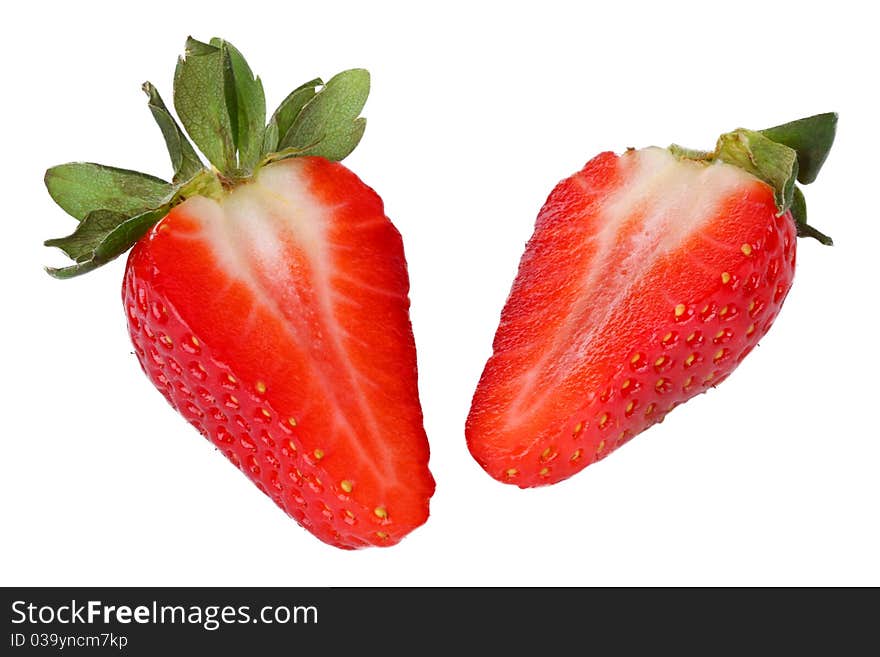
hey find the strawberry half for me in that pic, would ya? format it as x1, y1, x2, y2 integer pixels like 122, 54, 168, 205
43, 37, 434, 548
466, 114, 836, 488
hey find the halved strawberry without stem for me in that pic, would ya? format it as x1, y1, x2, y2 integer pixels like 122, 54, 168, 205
466, 114, 836, 488
44, 37, 433, 548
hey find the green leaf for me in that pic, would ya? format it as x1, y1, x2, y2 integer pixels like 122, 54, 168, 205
143, 82, 203, 183
263, 118, 367, 164
44, 163, 172, 221
271, 79, 322, 147
44, 258, 102, 279
296, 117, 366, 161
174, 37, 235, 172
760, 113, 837, 185
265, 78, 322, 154
214, 39, 266, 172
715, 129, 799, 215
280, 69, 369, 161
44, 209, 130, 261
789, 186, 833, 245
95, 208, 166, 260
45, 205, 169, 279
261, 121, 280, 155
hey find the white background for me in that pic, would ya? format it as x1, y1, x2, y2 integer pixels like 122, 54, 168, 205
2, 1, 877, 587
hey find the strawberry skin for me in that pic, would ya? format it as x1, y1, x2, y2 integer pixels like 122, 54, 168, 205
124, 156, 434, 548
466, 147, 802, 487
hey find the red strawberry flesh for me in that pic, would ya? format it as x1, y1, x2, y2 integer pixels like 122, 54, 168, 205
124, 156, 434, 548
466, 148, 796, 487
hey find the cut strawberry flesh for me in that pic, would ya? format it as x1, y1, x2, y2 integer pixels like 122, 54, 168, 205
125, 157, 433, 548
467, 148, 796, 487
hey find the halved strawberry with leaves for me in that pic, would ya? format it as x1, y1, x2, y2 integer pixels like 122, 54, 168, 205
43, 37, 434, 548
466, 114, 836, 487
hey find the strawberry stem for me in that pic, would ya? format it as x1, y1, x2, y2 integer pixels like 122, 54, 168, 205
180, 168, 224, 201
668, 113, 837, 246
668, 145, 712, 160
714, 129, 798, 215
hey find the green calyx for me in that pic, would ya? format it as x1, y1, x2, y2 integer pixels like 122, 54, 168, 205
669, 112, 837, 245
44, 36, 371, 278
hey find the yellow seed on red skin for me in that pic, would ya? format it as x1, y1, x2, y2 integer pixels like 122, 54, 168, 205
747, 324, 756, 335
288, 417, 297, 427
570, 449, 582, 462
625, 400, 635, 414
376, 531, 388, 540
631, 353, 641, 364
714, 349, 725, 361
742, 243, 753, 256
685, 353, 696, 367
191, 336, 200, 347
645, 403, 656, 416
572, 422, 583, 435
541, 447, 554, 461
721, 272, 731, 284
674, 304, 686, 317
597, 439, 606, 453
260, 408, 271, 418
719, 305, 729, 317
255, 381, 267, 394
598, 413, 609, 428
374, 506, 388, 519
340, 480, 353, 493
539, 467, 550, 477
287, 439, 297, 453
313, 449, 324, 460
621, 379, 631, 390
655, 356, 666, 367
662, 332, 673, 344
506, 468, 518, 478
